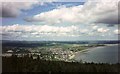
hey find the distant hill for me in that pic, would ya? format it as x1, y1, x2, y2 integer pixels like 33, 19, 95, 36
2, 40, 120, 47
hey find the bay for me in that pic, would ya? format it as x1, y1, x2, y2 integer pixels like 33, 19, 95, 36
74, 45, 119, 64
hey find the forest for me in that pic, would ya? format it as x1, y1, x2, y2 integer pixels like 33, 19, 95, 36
2, 55, 120, 73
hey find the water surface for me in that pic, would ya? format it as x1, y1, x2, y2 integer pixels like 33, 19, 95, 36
74, 45, 119, 64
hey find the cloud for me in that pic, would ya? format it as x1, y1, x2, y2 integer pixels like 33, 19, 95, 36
0, 2, 39, 17
114, 29, 120, 35
86, 0, 119, 25
97, 28, 109, 33
1, 24, 79, 38
0, 0, 56, 18
1, 24, 118, 40
92, 25, 98, 30
1, 24, 115, 37
24, 5, 85, 24
25, 0, 119, 25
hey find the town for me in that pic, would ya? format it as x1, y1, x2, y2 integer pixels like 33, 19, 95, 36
2, 41, 106, 62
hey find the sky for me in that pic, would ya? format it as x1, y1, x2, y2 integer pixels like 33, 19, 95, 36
0, 0, 120, 41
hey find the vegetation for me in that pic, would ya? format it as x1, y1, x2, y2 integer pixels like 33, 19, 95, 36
2, 56, 119, 73
2, 41, 119, 73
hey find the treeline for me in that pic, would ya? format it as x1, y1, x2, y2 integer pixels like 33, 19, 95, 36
2, 55, 120, 73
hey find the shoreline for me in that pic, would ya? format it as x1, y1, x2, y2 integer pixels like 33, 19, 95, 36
69, 45, 107, 60
74, 43, 119, 55
71, 44, 118, 59
72, 44, 119, 64
74, 45, 107, 55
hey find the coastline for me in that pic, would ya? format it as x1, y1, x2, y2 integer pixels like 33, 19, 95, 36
69, 45, 107, 60
74, 44, 119, 55
74, 45, 107, 55
72, 44, 119, 64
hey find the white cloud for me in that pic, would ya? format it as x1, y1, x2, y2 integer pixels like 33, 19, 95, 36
114, 29, 120, 35
1, 24, 80, 38
1, 24, 118, 40
25, 5, 83, 23
97, 28, 109, 33
24, 5, 85, 23
80, 29, 88, 33
0, 0, 56, 2
25, 0, 119, 25
92, 25, 98, 29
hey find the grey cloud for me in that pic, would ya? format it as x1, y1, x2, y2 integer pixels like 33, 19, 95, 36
95, 14, 119, 25
24, 17, 38, 22
1, 4, 19, 17
0, 2, 39, 18
0, 1, 57, 18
